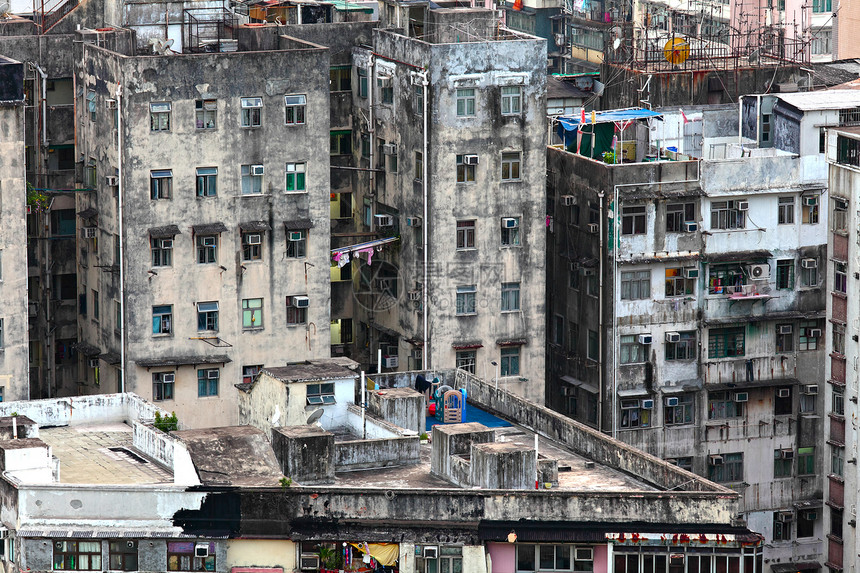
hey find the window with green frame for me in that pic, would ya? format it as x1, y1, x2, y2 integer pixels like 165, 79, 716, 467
330, 130, 352, 155
774, 449, 792, 478
797, 446, 815, 475
812, 0, 830, 12
708, 326, 745, 358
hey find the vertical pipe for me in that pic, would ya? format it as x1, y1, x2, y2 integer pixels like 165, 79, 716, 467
117, 83, 125, 393
597, 191, 605, 433
534, 433, 539, 489
377, 347, 382, 375
421, 71, 429, 371
361, 370, 366, 439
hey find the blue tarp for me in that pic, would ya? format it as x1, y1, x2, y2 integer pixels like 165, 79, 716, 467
555, 107, 663, 149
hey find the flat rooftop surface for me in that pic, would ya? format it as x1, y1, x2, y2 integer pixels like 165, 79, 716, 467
39, 423, 172, 485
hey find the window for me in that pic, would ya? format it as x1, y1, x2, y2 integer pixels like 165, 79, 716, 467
833, 386, 844, 415
812, 0, 831, 12
456, 88, 476, 117
833, 323, 845, 355
0, 319, 4, 349
552, 314, 564, 346
286, 230, 307, 258
501, 282, 520, 312
241, 97, 262, 127
665, 331, 696, 360
665, 393, 694, 425
802, 196, 819, 224
812, 28, 832, 55
501, 151, 521, 181
709, 391, 743, 419
92, 289, 99, 321
773, 512, 792, 541
150, 102, 171, 131
378, 76, 393, 104
776, 259, 794, 290
621, 270, 650, 300
835, 261, 847, 293
167, 542, 215, 571
152, 305, 172, 335
620, 399, 651, 429
665, 268, 694, 297
778, 196, 794, 224
776, 323, 794, 353
330, 130, 352, 155
456, 285, 477, 315
668, 457, 693, 472
152, 372, 175, 401
501, 217, 520, 246
151, 237, 173, 267
195, 99, 217, 129
197, 368, 219, 397
285, 162, 306, 193
307, 382, 335, 405
774, 449, 793, 478
569, 266, 580, 290
797, 446, 815, 475
666, 202, 695, 232
456, 154, 476, 183
241, 164, 263, 195
196, 235, 217, 264
831, 508, 844, 540
501, 86, 522, 115
284, 94, 306, 125
621, 205, 646, 234
53, 541, 102, 570
413, 83, 423, 114
242, 298, 263, 329
109, 540, 138, 571
85, 158, 97, 188
194, 167, 217, 197
150, 169, 172, 200
833, 197, 849, 232
500, 346, 520, 376
800, 391, 816, 413
797, 509, 816, 538
587, 330, 598, 361
708, 452, 742, 482
456, 350, 476, 373
330, 66, 351, 92
515, 545, 593, 573
619, 335, 645, 364
710, 200, 746, 229
415, 151, 423, 181
358, 67, 368, 98
800, 259, 818, 287
456, 220, 476, 250
86, 90, 96, 121
774, 387, 793, 415
239, 232, 261, 261
197, 301, 219, 331
708, 326, 745, 358
286, 296, 308, 325
832, 446, 844, 477
242, 365, 262, 384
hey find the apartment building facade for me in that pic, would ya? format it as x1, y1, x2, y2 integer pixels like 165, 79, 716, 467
73, 28, 333, 427
346, 3, 548, 402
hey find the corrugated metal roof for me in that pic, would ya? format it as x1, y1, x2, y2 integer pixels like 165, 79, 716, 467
776, 89, 860, 111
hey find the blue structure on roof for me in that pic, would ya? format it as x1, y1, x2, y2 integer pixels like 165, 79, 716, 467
555, 107, 663, 150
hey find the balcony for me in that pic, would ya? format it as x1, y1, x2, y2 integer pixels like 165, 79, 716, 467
703, 355, 796, 386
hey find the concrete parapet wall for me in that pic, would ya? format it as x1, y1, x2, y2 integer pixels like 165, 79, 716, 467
334, 436, 419, 471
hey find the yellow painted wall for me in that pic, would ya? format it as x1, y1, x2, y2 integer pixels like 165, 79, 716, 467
226, 539, 296, 570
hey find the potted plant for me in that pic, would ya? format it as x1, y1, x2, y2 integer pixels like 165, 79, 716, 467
419, 432, 429, 444
317, 545, 342, 572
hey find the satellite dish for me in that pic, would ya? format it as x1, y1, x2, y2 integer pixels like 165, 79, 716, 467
0, 1, 10, 16
663, 36, 690, 65
613, 37, 622, 51
306, 408, 324, 426
148, 37, 175, 55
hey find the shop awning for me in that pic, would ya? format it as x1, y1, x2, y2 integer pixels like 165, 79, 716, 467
452, 341, 483, 350
135, 355, 232, 368
73, 342, 101, 357
560, 375, 598, 395
192, 222, 229, 235
349, 543, 399, 567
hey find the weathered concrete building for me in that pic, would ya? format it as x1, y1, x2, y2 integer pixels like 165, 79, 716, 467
545, 92, 860, 570
73, 27, 333, 427
343, 3, 548, 402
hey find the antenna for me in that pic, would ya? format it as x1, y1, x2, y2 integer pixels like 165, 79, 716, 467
306, 408, 324, 426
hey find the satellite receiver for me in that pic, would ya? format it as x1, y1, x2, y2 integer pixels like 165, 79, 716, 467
306, 408, 324, 427
148, 37, 175, 56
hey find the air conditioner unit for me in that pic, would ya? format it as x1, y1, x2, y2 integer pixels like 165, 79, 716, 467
288, 231, 303, 242
292, 296, 310, 308
160, 239, 174, 249
641, 399, 654, 409
406, 216, 422, 227
780, 449, 794, 460
423, 546, 438, 559
801, 258, 817, 269
733, 392, 749, 403
88, 358, 99, 368
383, 355, 399, 368
162, 374, 175, 383
202, 237, 216, 247
778, 324, 793, 335
464, 154, 479, 165
251, 164, 264, 176
684, 268, 699, 279
299, 555, 320, 571
554, 33, 566, 47
684, 221, 698, 232
378, 75, 392, 88
502, 217, 519, 229
105, 175, 118, 186
562, 195, 577, 206
587, 223, 599, 234
375, 214, 394, 227
709, 454, 723, 465
381, 143, 397, 155
575, 548, 593, 561
803, 195, 818, 207
747, 264, 770, 279
666, 332, 681, 343
775, 511, 793, 522
637, 334, 652, 345
737, 200, 750, 211
194, 543, 210, 558
408, 290, 421, 301
246, 234, 261, 245
105, 99, 117, 109
808, 328, 822, 338
665, 396, 679, 407
804, 510, 818, 520
582, 268, 595, 276
81, 227, 97, 239
777, 388, 791, 398
804, 384, 819, 395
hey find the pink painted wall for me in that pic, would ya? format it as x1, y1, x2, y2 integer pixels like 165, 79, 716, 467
488, 543, 516, 573
594, 544, 609, 573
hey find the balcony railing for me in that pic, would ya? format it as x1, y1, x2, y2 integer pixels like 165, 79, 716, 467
704, 354, 796, 386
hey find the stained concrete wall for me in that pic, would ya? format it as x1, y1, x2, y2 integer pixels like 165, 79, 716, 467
334, 435, 419, 470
